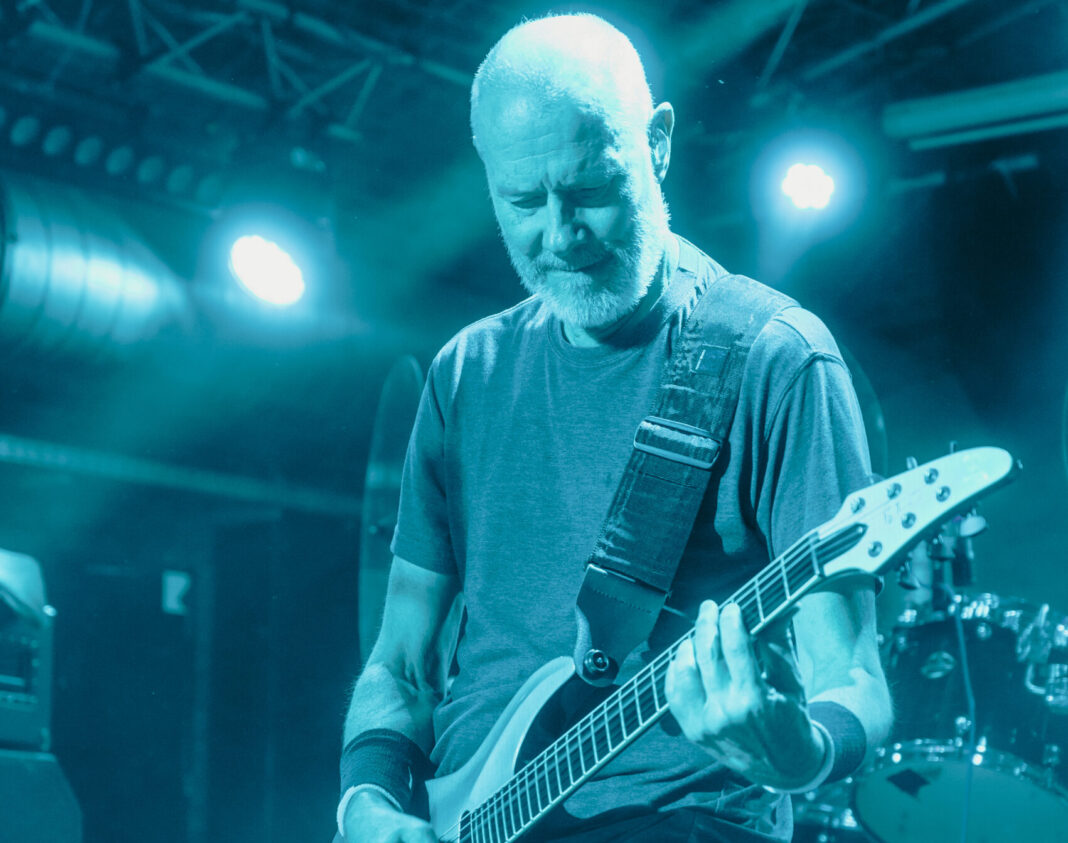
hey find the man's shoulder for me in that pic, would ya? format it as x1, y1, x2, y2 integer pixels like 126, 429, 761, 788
759, 306, 843, 363
432, 296, 547, 373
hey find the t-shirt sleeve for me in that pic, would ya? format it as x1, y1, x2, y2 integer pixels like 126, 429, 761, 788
750, 310, 874, 559
390, 353, 459, 576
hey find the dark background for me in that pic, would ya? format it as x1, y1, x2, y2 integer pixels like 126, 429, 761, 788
0, 1, 1065, 841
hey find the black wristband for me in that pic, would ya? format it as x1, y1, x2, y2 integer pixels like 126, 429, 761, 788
339, 729, 433, 814
808, 701, 867, 782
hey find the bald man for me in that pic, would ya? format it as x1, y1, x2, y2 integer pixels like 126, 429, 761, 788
336, 14, 891, 843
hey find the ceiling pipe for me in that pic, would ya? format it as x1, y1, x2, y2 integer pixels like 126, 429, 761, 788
0, 174, 193, 360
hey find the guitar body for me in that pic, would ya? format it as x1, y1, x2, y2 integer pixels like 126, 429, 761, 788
427, 656, 577, 841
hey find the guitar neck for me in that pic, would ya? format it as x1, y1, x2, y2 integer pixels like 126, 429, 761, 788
456, 523, 868, 843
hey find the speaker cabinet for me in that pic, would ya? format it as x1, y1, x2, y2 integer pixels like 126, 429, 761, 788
0, 748, 81, 842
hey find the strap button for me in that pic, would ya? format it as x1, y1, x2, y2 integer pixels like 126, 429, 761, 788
583, 649, 611, 678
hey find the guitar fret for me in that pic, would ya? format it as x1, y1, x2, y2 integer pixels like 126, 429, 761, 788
574, 722, 587, 774
780, 561, 791, 599
739, 593, 761, 633
507, 789, 519, 838
511, 780, 525, 833
493, 802, 504, 843
633, 681, 644, 727
563, 730, 575, 787
759, 569, 786, 619
523, 769, 534, 827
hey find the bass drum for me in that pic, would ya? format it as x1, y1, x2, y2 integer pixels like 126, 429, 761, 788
854, 594, 1068, 843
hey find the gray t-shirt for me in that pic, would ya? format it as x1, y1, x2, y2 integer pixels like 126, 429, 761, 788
392, 236, 872, 839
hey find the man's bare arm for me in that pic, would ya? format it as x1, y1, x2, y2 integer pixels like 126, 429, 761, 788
337, 556, 459, 842
793, 585, 892, 754
344, 555, 460, 749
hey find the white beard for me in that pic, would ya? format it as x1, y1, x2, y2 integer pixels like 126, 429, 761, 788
505, 191, 671, 330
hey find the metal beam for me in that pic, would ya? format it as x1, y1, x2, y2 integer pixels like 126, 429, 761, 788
0, 433, 361, 518
286, 59, 370, 119
908, 112, 1068, 150
260, 17, 283, 99
757, 0, 809, 89
345, 62, 383, 128
138, 3, 205, 74
803, 0, 978, 82
125, 0, 149, 57
884, 70, 1068, 138
238, 0, 470, 88
144, 10, 249, 71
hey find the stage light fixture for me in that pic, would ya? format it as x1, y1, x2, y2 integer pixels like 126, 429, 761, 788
781, 162, 835, 209
42, 126, 72, 157
74, 136, 103, 167
105, 145, 135, 176
10, 115, 40, 147
136, 156, 166, 184
229, 235, 306, 306
166, 164, 195, 194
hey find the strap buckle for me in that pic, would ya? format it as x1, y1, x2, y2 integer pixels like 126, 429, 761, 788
633, 416, 721, 470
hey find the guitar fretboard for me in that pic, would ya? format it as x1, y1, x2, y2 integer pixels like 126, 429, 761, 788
454, 523, 866, 843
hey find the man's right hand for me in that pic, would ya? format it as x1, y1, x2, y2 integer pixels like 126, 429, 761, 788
342, 788, 437, 843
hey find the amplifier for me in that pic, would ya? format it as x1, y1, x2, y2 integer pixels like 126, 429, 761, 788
0, 747, 81, 842
0, 549, 53, 750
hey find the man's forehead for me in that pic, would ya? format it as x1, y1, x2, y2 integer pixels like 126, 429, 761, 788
478, 92, 628, 181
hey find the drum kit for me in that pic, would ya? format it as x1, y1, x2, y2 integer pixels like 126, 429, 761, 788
793, 480, 1068, 843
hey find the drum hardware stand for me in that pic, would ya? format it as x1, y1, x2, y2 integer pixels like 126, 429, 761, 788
1017, 603, 1068, 788
919, 456, 986, 843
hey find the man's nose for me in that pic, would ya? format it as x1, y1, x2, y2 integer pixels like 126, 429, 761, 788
542, 194, 586, 255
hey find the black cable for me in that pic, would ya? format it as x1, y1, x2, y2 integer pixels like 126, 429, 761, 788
938, 582, 978, 843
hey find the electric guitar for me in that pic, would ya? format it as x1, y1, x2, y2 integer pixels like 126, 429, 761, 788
425, 447, 1017, 842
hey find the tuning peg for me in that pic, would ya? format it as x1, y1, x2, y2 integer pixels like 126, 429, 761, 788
906, 456, 918, 469
959, 512, 988, 538
897, 562, 920, 591
928, 535, 954, 561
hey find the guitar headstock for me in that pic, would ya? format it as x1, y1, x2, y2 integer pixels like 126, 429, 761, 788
819, 447, 1017, 581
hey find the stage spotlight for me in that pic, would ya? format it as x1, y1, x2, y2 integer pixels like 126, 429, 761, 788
781, 163, 835, 209
229, 235, 305, 306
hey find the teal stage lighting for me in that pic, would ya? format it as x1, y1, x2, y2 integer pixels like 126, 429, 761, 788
229, 234, 306, 306
781, 162, 835, 210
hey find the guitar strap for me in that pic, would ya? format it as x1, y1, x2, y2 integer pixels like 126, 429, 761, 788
573, 239, 797, 686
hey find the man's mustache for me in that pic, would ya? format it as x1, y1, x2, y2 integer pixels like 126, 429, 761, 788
534, 250, 610, 273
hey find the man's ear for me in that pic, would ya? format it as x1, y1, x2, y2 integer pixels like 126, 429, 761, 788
648, 102, 675, 183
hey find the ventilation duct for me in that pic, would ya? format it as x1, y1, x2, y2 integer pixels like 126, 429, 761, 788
0, 175, 192, 360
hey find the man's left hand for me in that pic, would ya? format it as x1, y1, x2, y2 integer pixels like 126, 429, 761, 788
664, 600, 826, 790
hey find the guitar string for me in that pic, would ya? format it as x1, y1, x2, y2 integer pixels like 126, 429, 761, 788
461, 527, 862, 842
465, 531, 857, 843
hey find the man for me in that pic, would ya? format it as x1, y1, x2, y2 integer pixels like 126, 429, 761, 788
337, 14, 891, 842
